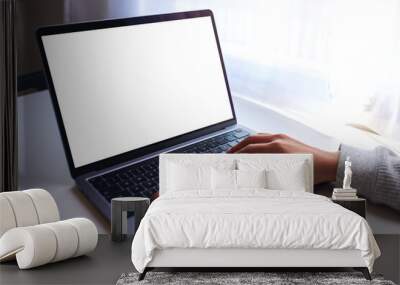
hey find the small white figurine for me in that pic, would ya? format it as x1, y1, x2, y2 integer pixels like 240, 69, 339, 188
343, 156, 352, 189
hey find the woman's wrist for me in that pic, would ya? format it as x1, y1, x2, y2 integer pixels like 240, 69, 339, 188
325, 151, 340, 182
315, 150, 340, 184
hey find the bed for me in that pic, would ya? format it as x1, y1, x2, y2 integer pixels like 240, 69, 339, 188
131, 154, 380, 280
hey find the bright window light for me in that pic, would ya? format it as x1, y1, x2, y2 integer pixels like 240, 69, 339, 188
138, 0, 400, 140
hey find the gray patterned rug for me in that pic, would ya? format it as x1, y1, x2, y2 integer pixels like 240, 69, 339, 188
116, 272, 396, 285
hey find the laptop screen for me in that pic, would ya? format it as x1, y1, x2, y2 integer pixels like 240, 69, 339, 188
41, 15, 234, 168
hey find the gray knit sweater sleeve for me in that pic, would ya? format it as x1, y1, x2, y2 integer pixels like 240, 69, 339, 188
336, 144, 400, 211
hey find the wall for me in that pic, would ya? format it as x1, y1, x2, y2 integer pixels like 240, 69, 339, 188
17, 0, 141, 79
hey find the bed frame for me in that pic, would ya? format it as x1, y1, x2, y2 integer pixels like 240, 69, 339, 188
138, 154, 372, 281
139, 248, 371, 280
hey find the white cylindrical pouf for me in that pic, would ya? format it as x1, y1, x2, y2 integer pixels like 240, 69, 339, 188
0, 218, 98, 269
0, 226, 57, 269
0, 188, 98, 269
43, 221, 79, 262
65, 218, 98, 257
0, 196, 17, 237
24, 189, 59, 224
1, 192, 39, 227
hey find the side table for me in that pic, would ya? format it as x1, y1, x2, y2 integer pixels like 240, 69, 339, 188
111, 197, 150, 241
332, 198, 366, 218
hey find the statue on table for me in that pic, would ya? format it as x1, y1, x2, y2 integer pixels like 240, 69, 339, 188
343, 156, 352, 189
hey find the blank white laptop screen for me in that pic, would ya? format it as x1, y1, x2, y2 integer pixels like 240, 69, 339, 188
42, 16, 234, 168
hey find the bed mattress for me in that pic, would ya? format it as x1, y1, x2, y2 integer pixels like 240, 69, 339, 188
131, 190, 380, 273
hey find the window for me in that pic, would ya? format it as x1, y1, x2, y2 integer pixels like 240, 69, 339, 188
138, 0, 400, 140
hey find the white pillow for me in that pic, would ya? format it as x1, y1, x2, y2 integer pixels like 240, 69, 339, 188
266, 167, 307, 191
236, 169, 267, 189
167, 163, 211, 191
165, 158, 236, 192
212, 169, 236, 190
237, 159, 308, 191
211, 169, 268, 190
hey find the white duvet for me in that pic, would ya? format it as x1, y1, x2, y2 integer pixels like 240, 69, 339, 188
131, 190, 380, 273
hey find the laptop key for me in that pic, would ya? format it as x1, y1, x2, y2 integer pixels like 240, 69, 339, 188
129, 185, 145, 193
233, 130, 249, 139
228, 141, 237, 147
147, 171, 157, 178
219, 144, 231, 151
133, 176, 146, 183
226, 134, 236, 141
89, 177, 107, 189
143, 181, 155, 188
121, 180, 132, 187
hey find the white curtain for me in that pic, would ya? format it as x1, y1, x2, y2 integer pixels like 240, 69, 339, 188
138, 0, 400, 140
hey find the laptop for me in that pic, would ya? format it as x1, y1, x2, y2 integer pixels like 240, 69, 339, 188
36, 10, 251, 220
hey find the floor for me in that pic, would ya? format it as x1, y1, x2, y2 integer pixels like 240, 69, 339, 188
373, 235, 400, 283
0, 235, 133, 285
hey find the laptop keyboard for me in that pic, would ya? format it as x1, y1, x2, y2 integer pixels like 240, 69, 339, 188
88, 128, 250, 202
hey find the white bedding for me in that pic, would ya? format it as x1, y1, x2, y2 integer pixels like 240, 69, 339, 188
131, 190, 380, 273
